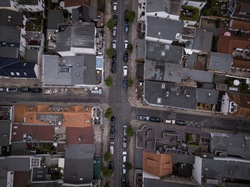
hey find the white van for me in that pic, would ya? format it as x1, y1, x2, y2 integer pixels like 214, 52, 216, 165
123, 66, 128, 77
110, 141, 114, 155
165, 119, 175, 124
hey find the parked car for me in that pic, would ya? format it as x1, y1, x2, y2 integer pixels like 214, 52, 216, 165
149, 117, 162, 123
30, 88, 42, 93
122, 151, 127, 163
111, 62, 116, 73
122, 79, 128, 90
124, 40, 128, 50
110, 116, 115, 127
113, 2, 117, 12
109, 127, 116, 140
122, 163, 126, 174
20, 87, 30, 92
123, 66, 128, 77
109, 161, 114, 171
123, 52, 128, 62
109, 141, 114, 155
113, 27, 117, 37
0, 87, 6, 92
112, 50, 117, 61
137, 115, 150, 121
121, 174, 126, 186
122, 136, 127, 149
113, 15, 118, 25
6, 87, 17, 92
123, 125, 127, 136
124, 10, 129, 22
165, 119, 175, 124
176, 120, 188, 126
124, 23, 129, 34
112, 40, 117, 49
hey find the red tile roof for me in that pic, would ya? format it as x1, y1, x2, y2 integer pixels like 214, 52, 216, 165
64, 0, 90, 7
231, 19, 250, 31
13, 171, 31, 187
233, 58, 250, 69
217, 35, 250, 54
66, 127, 94, 144
11, 124, 54, 142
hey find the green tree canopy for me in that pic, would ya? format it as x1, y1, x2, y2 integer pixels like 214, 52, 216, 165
102, 166, 113, 177
105, 76, 113, 87
107, 19, 114, 30
105, 107, 113, 119
126, 124, 134, 138
104, 152, 112, 162
127, 43, 133, 53
126, 11, 136, 23
106, 48, 114, 59
125, 162, 133, 170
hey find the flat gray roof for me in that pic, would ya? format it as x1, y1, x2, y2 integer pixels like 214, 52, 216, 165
182, 68, 214, 83
208, 52, 233, 73
147, 17, 184, 41
0, 120, 11, 146
185, 53, 197, 69
26, 49, 38, 62
144, 178, 197, 187
0, 47, 18, 58
56, 22, 95, 52
146, 0, 182, 15
47, 10, 64, 29
210, 132, 250, 160
144, 60, 183, 83
144, 80, 197, 109
197, 88, 219, 104
43, 55, 96, 86
146, 41, 183, 63
192, 29, 213, 53
137, 39, 145, 59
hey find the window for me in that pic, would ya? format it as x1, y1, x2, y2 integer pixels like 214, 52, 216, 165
24, 72, 27, 76
16, 72, 20, 76
10, 72, 14, 76
23, 63, 27, 66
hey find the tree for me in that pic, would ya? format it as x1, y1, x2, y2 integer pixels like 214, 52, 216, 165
105, 76, 113, 87
105, 107, 113, 119
102, 166, 113, 177
106, 48, 114, 59
104, 152, 112, 162
126, 11, 136, 23
125, 162, 133, 170
127, 43, 133, 53
104, 182, 111, 187
127, 77, 133, 87
126, 124, 134, 138
107, 19, 114, 30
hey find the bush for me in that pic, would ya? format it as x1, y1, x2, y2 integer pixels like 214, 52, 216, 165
107, 19, 114, 30
126, 11, 136, 23
105, 76, 113, 87
105, 107, 113, 119
126, 124, 134, 138
128, 78, 133, 87
125, 162, 133, 170
106, 48, 114, 59
104, 152, 112, 162
102, 166, 113, 177
127, 43, 133, 53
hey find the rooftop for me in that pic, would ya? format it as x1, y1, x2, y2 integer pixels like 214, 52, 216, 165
13, 104, 93, 128
144, 178, 197, 187
137, 39, 145, 59
66, 127, 94, 144
0, 120, 11, 146
64, 0, 90, 7
143, 151, 173, 177
197, 88, 219, 105
72, 6, 98, 22
230, 19, 250, 31
182, 68, 214, 83
207, 52, 233, 73
47, 10, 64, 30
146, 17, 184, 41
192, 29, 213, 53
144, 80, 197, 109
0, 47, 18, 58
146, 0, 182, 15
43, 55, 97, 86
146, 41, 183, 63
231, 0, 250, 20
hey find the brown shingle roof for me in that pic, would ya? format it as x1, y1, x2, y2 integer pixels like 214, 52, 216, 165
217, 35, 250, 54
231, 19, 250, 31
66, 127, 94, 144
233, 58, 250, 69
64, 0, 90, 7
143, 151, 173, 177
11, 123, 54, 142
228, 93, 250, 117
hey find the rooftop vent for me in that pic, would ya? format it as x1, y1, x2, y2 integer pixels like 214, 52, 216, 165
156, 97, 162, 104
161, 83, 165, 89
165, 45, 170, 50
208, 93, 211, 97
161, 50, 165, 56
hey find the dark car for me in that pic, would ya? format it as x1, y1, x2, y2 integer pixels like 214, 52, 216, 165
122, 136, 127, 149
124, 10, 129, 22
137, 115, 150, 121
109, 127, 116, 140
6, 87, 17, 92
109, 161, 114, 171
176, 120, 188, 126
111, 62, 116, 73
123, 52, 128, 62
110, 116, 115, 127
121, 174, 126, 186
122, 79, 128, 90
113, 14, 118, 25
112, 50, 117, 61
20, 87, 30, 92
30, 88, 42, 93
124, 23, 129, 34
149, 117, 162, 123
